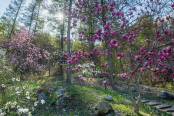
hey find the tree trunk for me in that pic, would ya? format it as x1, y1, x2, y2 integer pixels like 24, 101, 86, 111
59, 5, 66, 76
33, 0, 42, 35
66, 0, 72, 84
29, 3, 36, 31
106, 46, 117, 90
10, 0, 24, 35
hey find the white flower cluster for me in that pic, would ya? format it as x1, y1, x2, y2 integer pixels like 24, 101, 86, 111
34, 101, 39, 106
3, 101, 18, 110
77, 62, 95, 68
0, 112, 6, 116
12, 77, 20, 82
1, 84, 5, 88
40, 99, 45, 104
18, 108, 29, 113
77, 62, 101, 77
0, 109, 6, 116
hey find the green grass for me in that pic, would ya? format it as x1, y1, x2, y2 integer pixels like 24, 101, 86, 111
29, 81, 172, 116
1, 74, 173, 116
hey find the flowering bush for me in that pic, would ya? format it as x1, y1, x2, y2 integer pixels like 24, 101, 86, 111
0, 27, 50, 74
76, 61, 101, 79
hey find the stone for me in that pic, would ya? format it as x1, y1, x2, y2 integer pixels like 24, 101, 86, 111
92, 101, 113, 115
38, 92, 47, 100
131, 88, 137, 92
161, 107, 174, 112
55, 94, 70, 106
74, 76, 80, 79
154, 104, 171, 109
55, 89, 66, 96
141, 100, 149, 103
103, 94, 113, 101
144, 101, 161, 106
159, 90, 174, 100
122, 99, 132, 103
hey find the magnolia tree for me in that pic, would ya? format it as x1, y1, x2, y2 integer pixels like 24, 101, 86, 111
62, 0, 174, 113
0, 27, 50, 75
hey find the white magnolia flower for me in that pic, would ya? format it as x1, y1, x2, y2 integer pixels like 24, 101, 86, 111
22, 86, 26, 89
18, 108, 29, 113
17, 105, 20, 109
40, 99, 45, 104
26, 91, 29, 96
16, 91, 21, 95
26, 96, 30, 99
15, 87, 19, 91
16, 77, 20, 82
1, 84, 5, 88
12, 101, 17, 106
0, 112, 6, 116
12, 77, 16, 81
28, 112, 32, 116
34, 101, 38, 106
3, 66, 8, 69
8, 69, 12, 71
4, 106, 8, 109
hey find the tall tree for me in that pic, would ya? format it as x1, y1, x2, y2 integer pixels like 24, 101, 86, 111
20, 1, 37, 32
66, 0, 73, 84
33, 0, 43, 35
2, 0, 25, 35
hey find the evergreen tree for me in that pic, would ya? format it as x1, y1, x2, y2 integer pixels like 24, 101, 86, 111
20, 0, 37, 31
2, 0, 26, 35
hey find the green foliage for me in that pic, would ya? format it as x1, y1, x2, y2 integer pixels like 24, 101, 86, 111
48, 93, 58, 104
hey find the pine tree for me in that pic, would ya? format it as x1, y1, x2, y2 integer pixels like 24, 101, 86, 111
2, 0, 26, 35
20, 0, 43, 34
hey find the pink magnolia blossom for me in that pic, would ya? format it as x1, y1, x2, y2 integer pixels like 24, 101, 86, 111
120, 73, 127, 78
110, 1, 116, 6
79, 77, 84, 81
102, 71, 107, 75
135, 55, 141, 60
110, 39, 117, 44
152, 77, 157, 81
111, 30, 117, 35
120, 24, 125, 28
115, 53, 124, 57
151, 68, 159, 72
161, 69, 167, 74
81, 16, 87, 22
130, 71, 134, 74
140, 68, 145, 71
93, 46, 99, 51
171, 73, 174, 77
75, 67, 79, 71
102, 80, 108, 85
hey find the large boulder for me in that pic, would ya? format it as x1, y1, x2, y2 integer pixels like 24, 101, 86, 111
55, 94, 70, 106
102, 95, 113, 101
38, 92, 47, 100
159, 90, 174, 100
92, 101, 113, 115
55, 89, 66, 96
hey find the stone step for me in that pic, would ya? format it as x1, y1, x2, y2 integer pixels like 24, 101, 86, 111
141, 100, 149, 103
171, 112, 174, 116
154, 104, 171, 109
144, 101, 161, 106
162, 107, 174, 112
